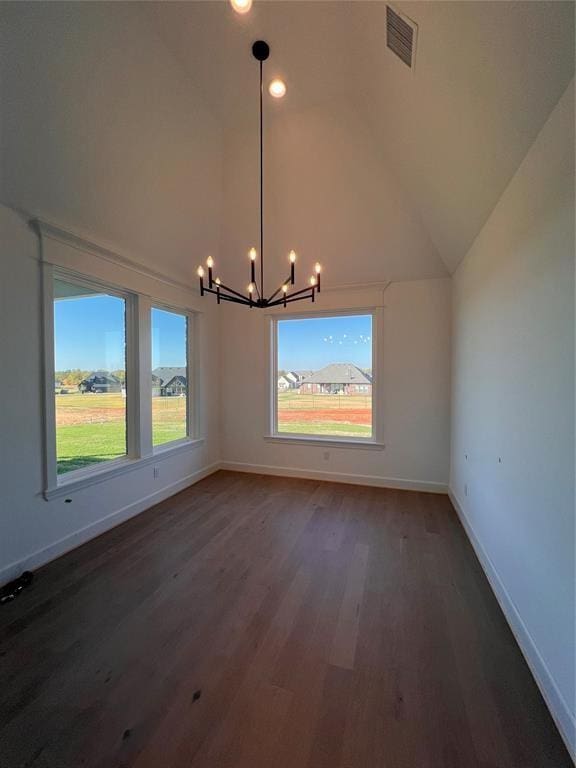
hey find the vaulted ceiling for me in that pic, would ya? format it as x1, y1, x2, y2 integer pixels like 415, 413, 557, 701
150, 1, 574, 282
1, 2, 574, 287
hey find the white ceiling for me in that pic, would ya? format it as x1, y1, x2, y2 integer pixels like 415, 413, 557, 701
149, 1, 574, 280
357, 1, 576, 272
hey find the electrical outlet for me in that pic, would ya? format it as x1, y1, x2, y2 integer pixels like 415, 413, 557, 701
153, 466, 160, 479
323, 451, 330, 461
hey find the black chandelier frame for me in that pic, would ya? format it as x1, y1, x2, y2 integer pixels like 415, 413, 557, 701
197, 40, 321, 308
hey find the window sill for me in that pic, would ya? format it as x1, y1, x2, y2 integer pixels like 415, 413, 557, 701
44, 438, 204, 500
153, 437, 202, 457
264, 434, 385, 451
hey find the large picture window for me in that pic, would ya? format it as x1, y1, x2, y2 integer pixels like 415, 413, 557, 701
43, 250, 200, 498
53, 277, 127, 474
274, 313, 374, 440
151, 307, 189, 447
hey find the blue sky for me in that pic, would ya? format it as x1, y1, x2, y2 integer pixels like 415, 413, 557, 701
151, 307, 187, 369
278, 315, 372, 371
54, 297, 186, 371
55, 293, 366, 373
54, 295, 125, 371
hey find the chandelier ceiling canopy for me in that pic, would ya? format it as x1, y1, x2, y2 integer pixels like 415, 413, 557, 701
197, 40, 322, 308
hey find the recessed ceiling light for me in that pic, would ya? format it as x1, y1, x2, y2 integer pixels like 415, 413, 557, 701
268, 79, 286, 98
230, 0, 252, 15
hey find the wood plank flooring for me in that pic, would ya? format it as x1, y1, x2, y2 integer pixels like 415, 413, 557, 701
0, 471, 571, 767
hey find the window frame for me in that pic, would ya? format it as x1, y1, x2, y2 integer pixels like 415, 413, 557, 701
150, 302, 197, 453
268, 307, 385, 449
42, 264, 202, 499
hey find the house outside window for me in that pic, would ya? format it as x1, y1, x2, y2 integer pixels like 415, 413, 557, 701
43, 260, 199, 498
53, 276, 127, 475
272, 312, 377, 442
151, 308, 189, 448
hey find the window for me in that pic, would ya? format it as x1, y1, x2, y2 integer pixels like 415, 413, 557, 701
151, 307, 189, 447
47, 268, 198, 492
42, 232, 202, 498
53, 277, 127, 474
274, 313, 374, 441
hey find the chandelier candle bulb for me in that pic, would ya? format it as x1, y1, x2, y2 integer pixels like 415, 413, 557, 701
249, 248, 257, 283
282, 283, 288, 307
315, 262, 322, 292
215, 277, 221, 304
248, 282, 254, 307
197, 266, 204, 296
206, 256, 214, 288
230, 0, 252, 14
289, 250, 296, 284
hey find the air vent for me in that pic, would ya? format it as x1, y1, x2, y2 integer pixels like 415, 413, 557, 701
386, 5, 417, 69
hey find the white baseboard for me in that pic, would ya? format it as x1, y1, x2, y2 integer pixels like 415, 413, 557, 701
0, 462, 220, 588
449, 488, 575, 760
220, 460, 447, 494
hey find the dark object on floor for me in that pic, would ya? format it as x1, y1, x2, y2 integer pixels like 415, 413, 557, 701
192, 690, 202, 702
0, 571, 33, 605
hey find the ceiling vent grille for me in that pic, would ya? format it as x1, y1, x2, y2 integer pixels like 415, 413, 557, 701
386, 5, 417, 68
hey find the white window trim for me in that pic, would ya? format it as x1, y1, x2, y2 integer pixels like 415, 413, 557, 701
268, 307, 385, 449
150, 302, 199, 452
43, 265, 202, 500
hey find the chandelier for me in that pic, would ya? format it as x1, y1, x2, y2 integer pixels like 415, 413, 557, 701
197, 40, 322, 308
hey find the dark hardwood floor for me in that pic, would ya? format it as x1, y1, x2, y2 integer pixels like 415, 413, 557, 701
0, 471, 571, 767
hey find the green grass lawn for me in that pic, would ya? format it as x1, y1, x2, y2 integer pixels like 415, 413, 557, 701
152, 422, 187, 448
277, 422, 372, 438
56, 393, 187, 474
55, 391, 371, 474
56, 422, 127, 473
56, 422, 188, 474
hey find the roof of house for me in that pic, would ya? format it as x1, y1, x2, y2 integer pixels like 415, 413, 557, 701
302, 363, 372, 385
294, 370, 314, 379
82, 371, 121, 383
152, 367, 187, 385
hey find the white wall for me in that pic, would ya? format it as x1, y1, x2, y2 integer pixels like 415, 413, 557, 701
450, 83, 575, 753
0, 2, 221, 283
220, 278, 451, 491
0, 206, 221, 585
220, 98, 447, 290
0, 2, 223, 583
218, 73, 452, 492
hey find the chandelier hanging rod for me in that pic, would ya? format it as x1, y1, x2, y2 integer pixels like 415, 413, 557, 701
196, 40, 323, 309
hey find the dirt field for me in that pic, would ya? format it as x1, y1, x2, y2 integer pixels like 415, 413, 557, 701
56, 393, 185, 426
277, 392, 372, 437
278, 408, 371, 425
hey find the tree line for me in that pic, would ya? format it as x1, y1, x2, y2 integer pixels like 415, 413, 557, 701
55, 369, 126, 386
